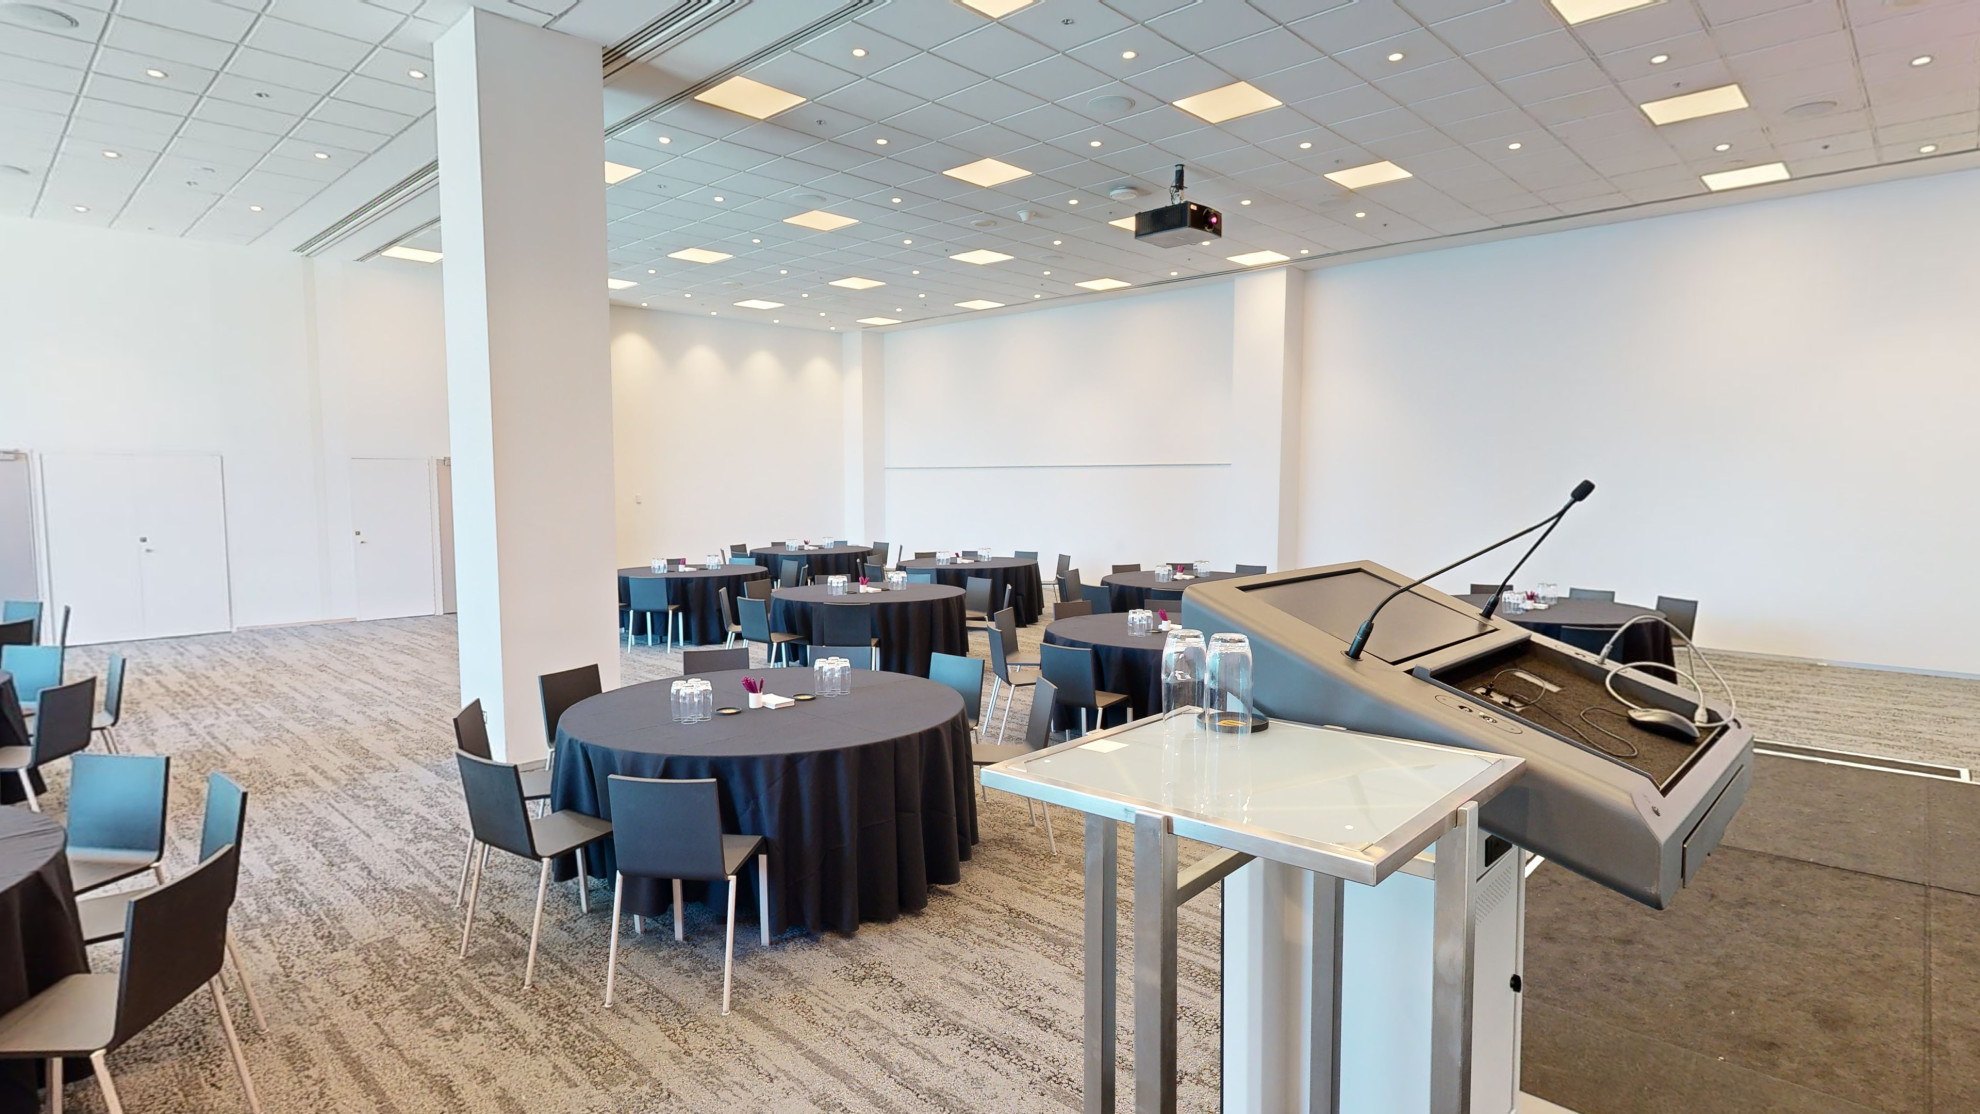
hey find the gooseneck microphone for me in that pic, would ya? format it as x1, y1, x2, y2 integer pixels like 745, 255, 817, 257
1479, 479, 1595, 620
1344, 479, 1597, 661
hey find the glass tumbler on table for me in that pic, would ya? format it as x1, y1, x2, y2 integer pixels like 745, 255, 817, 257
1204, 632, 1254, 738
827, 574, 848, 597
1160, 629, 1207, 718
670, 679, 688, 723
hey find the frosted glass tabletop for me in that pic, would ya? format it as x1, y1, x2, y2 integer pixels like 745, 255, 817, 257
981, 713, 1523, 884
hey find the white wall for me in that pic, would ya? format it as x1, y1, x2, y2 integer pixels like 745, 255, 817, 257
881, 284, 1240, 586
1301, 167, 1980, 674
609, 306, 845, 564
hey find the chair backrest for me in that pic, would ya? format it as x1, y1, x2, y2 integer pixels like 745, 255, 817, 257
455, 750, 538, 859
683, 647, 750, 673
31, 675, 96, 765
743, 577, 771, 599
1080, 585, 1113, 614
870, 542, 890, 567
809, 645, 878, 668
905, 569, 937, 584
731, 543, 749, 556
831, 540, 848, 547
1111, 563, 1142, 574
453, 699, 492, 760
1470, 583, 1501, 595
1059, 567, 1083, 601
113, 844, 236, 1049
716, 586, 739, 632
57, 605, 69, 649
729, 555, 760, 566
1054, 599, 1094, 620
863, 562, 886, 582
0, 618, 32, 649
928, 652, 983, 725
0, 600, 40, 626
914, 551, 937, 560
1039, 643, 1099, 707
606, 775, 729, 881
67, 751, 169, 861
1015, 550, 1039, 560
778, 556, 806, 587
101, 653, 127, 722
1, 644, 62, 703
1055, 554, 1072, 576
1568, 587, 1615, 601
987, 618, 1014, 682
1235, 564, 1267, 576
627, 576, 673, 612
994, 607, 1020, 659
737, 595, 774, 642
1024, 677, 1059, 751
817, 602, 874, 646
197, 772, 248, 864
1655, 596, 1699, 640
963, 576, 993, 616
538, 664, 601, 748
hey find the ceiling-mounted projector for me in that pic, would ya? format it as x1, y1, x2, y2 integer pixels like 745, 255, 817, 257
1134, 164, 1221, 248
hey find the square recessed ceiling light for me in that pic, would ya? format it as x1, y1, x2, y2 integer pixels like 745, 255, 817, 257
1549, 0, 1661, 25
1075, 278, 1131, 290
1324, 161, 1412, 190
668, 247, 733, 264
603, 161, 643, 185
1228, 250, 1291, 267
951, 249, 1014, 265
785, 209, 859, 231
734, 298, 784, 309
1640, 84, 1747, 125
955, 299, 1005, 310
858, 316, 902, 325
943, 158, 1031, 188
1701, 162, 1790, 191
607, 278, 640, 290
1172, 81, 1282, 124
961, 0, 1036, 15
830, 276, 886, 289
379, 245, 442, 263
693, 75, 807, 120
1108, 217, 1136, 230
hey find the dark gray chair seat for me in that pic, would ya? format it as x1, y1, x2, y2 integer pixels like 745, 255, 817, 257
683, 647, 750, 674
0, 971, 119, 1052
969, 743, 1034, 765
532, 809, 614, 856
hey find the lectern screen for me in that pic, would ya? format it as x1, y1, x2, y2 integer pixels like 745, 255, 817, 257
1241, 569, 1492, 664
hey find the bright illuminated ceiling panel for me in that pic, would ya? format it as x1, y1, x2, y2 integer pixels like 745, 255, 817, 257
694, 75, 807, 120
1172, 81, 1282, 124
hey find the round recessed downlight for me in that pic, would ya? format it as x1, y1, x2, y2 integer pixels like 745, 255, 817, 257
658, 136, 671, 144
1042, 270, 1051, 275
751, 238, 761, 243
313, 151, 329, 159
779, 269, 788, 274
1649, 54, 1669, 64
0, 4, 80, 30
875, 137, 888, 145
144, 68, 167, 79
1387, 52, 1404, 62
1300, 248, 1309, 254
1354, 211, 1366, 219
852, 47, 867, 57
902, 238, 912, 245
1122, 50, 1137, 59
713, 195, 724, 202
1052, 239, 1062, 245
72, 204, 88, 212
911, 269, 920, 274
1715, 142, 1731, 152
1240, 199, 1251, 205
1170, 270, 1179, 276
102, 149, 119, 158
890, 196, 902, 203
1299, 141, 1312, 149
249, 204, 262, 211
1089, 139, 1102, 147
1920, 143, 1938, 153
1067, 198, 1079, 204
1911, 55, 1932, 66
408, 69, 426, 79
1507, 142, 1522, 150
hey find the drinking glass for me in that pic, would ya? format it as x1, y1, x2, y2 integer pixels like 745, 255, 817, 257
937, 553, 951, 565
813, 657, 828, 696
670, 679, 689, 723
1160, 629, 1206, 719
827, 574, 848, 597
1204, 632, 1254, 738
834, 659, 851, 697
886, 570, 907, 591
1155, 565, 1173, 583
707, 553, 723, 569
694, 680, 713, 722
650, 558, 664, 572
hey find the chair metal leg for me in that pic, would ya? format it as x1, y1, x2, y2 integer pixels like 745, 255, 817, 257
574, 846, 591, 914
225, 931, 268, 1033
209, 978, 262, 1113
672, 879, 685, 941
722, 872, 740, 1016
524, 858, 551, 989
455, 837, 475, 908
757, 853, 770, 947
16, 769, 36, 812
996, 687, 1018, 744
1043, 803, 1057, 856
634, 914, 644, 935
985, 677, 1001, 732
1027, 798, 1036, 826
604, 872, 624, 1007
1079, 708, 1088, 737
46, 1055, 60, 1114
88, 1051, 122, 1114
459, 845, 486, 958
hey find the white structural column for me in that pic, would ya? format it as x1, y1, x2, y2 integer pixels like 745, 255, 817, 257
842, 330, 885, 548
435, 10, 618, 762
1229, 269, 1306, 570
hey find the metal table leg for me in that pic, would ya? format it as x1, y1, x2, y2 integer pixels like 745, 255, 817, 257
1134, 809, 1178, 1114
1431, 801, 1481, 1114
1310, 873, 1344, 1113
1086, 814, 1118, 1114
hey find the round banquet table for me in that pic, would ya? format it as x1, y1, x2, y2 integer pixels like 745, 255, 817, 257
1101, 569, 1242, 613
750, 545, 874, 582
551, 668, 976, 936
769, 583, 966, 677
898, 557, 1045, 626
1454, 593, 1673, 667
0, 808, 88, 1114
1043, 613, 1170, 721
618, 564, 769, 646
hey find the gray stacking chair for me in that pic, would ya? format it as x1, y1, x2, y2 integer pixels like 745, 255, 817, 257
905, 569, 937, 584
1014, 550, 1039, 560
985, 608, 1036, 744
1, 644, 62, 709
1656, 596, 1699, 641
869, 542, 891, 568
1057, 567, 1082, 605
0, 618, 31, 649
1111, 563, 1142, 574
728, 555, 760, 567
1054, 553, 1072, 578
0, 675, 95, 812
815, 604, 879, 668
730, 543, 749, 558
1079, 584, 1113, 614
963, 576, 994, 638
602, 775, 769, 1014
743, 576, 771, 599
715, 586, 745, 647
1054, 599, 1094, 621
971, 677, 1061, 853
456, 751, 613, 989
0, 844, 262, 1113
627, 577, 682, 651
863, 562, 886, 582
928, 652, 984, 744
777, 556, 806, 589
683, 647, 750, 673
736, 596, 804, 666
914, 551, 937, 560
92, 654, 127, 753
1039, 644, 1128, 736
1568, 587, 1616, 601
455, 699, 550, 906
1235, 564, 1267, 576
67, 750, 169, 894
77, 772, 268, 1033
538, 664, 601, 753
1470, 583, 1501, 595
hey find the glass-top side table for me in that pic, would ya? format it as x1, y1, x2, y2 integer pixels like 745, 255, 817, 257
983, 713, 1525, 1114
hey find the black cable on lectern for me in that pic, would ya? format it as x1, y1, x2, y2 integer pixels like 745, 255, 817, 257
1343, 480, 1596, 662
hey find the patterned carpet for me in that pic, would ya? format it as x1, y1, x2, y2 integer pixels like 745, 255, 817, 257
28, 609, 1980, 1112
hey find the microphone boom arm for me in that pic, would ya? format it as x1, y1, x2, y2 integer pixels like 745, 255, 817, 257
1343, 519, 1552, 660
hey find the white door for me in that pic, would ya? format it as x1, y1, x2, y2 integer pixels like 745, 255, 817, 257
351, 457, 439, 621
41, 454, 145, 644
132, 455, 233, 639
434, 458, 456, 614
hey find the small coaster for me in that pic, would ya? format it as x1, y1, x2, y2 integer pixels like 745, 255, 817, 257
716, 706, 741, 716
1082, 739, 1129, 753
793, 693, 817, 701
